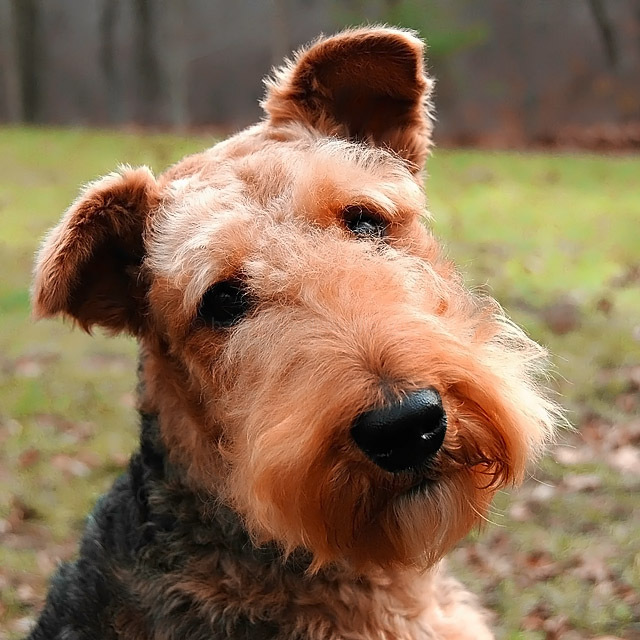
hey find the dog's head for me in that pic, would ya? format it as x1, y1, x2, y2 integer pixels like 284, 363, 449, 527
33, 28, 557, 572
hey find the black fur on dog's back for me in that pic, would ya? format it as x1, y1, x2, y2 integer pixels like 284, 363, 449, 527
27, 414, 164, 639
27, 414, 289, 640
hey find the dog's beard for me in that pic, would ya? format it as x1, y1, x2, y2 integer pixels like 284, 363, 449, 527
216, 368, 537, 571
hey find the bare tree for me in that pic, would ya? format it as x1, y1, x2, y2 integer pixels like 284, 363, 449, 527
10, 0, 42, 122
100, 0, 124, 123
271, 0, 290, 66
587, 0, 618, 67
161, 0, 189, 130
0, 0, 20, 121
132, 0, 162, 123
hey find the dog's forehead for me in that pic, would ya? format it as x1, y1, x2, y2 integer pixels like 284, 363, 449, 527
148, 127, 426, 306
165, 126, 423, 211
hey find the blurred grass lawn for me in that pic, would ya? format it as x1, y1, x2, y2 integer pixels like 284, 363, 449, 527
0, 127, 638, 638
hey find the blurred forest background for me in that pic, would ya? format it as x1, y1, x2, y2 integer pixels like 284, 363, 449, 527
0, 1, 639, 640
1, 0, 640, 147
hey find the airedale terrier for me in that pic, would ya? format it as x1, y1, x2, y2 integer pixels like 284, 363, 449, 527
29, 27, 557, 640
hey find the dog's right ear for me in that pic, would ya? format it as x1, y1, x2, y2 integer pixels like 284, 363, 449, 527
263, 27, 433, 172
32, 166, 161, 335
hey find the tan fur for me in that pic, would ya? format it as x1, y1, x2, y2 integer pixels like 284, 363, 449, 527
32, 27, 559, 639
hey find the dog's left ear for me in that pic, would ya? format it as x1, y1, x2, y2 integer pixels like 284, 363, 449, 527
263, 27, 433, 172
32, 166, 161, 334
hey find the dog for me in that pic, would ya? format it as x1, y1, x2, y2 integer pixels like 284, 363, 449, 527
28, 27, 557, 640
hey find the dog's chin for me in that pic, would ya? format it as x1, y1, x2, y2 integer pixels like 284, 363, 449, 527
237, 461, 488, 573
398, 476, 435, 500
347, 470, 492, 572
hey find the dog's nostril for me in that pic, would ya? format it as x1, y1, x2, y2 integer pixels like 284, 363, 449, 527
350, 388, 447, 473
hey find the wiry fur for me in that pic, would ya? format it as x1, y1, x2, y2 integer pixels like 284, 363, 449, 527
29, 27, 558, 639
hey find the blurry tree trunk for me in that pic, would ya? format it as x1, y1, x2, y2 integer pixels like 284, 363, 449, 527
271, 0, 290, 66
162, 0, 189, 130
513, 8, 537, 140
10, 0, 42, 122
587, 0, 617, 68
100, 0, 124, 123
0, 0, 20, 121
132, 0, 162, 123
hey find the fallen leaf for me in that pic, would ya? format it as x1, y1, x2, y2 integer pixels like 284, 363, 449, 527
50, 454, 91, 478
562, 474, 602, 493
554, 446, 592, 466
18, 448, 40, 469
607, 446, 640, 476
541, 296, 581, 335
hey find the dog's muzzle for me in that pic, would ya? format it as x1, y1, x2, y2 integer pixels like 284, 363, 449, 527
350, 388, 447, 473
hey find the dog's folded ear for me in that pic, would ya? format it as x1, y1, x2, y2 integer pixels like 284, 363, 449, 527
263, 27, 433, 172
32, 166, 161, 334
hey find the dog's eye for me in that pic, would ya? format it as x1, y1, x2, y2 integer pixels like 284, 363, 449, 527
197, 280, 251, 328
342, 206, 387, 238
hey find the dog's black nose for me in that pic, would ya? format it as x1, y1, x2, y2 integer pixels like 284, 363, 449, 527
351, 388, 447, 473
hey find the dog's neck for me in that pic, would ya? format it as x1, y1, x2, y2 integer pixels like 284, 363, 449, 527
136, 341, 235, 493
134, 410, 313, 571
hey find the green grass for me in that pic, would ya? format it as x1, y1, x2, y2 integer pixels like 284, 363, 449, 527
0, 127, 638, 638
